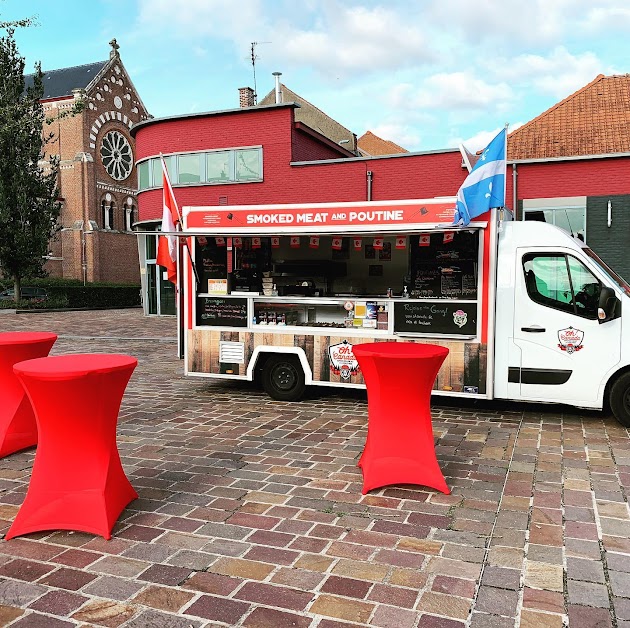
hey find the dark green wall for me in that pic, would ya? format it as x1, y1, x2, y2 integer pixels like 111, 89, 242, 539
587, 195, 630, 282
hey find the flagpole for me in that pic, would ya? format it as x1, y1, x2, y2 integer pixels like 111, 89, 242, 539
160, 154, 201, 288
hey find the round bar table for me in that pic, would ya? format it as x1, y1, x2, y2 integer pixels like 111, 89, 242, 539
6, 353, 138, 540
0, 331, 58, 457
353, 342, 450, 495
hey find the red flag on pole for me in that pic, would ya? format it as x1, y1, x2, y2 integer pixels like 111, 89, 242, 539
290, 236, 300, 248
309, 236, 320, 249
332, 237, 343, 250
395, 236, 406, 249
156, 158, 180, 284
215, 237, 225, 247
419, 234, 431, 247
443, 231, 455, 244
353, 237, 362, 251
233, 237, 243, 248
252, 237, 262, 249
271, 237, 280, 248
373, 237, 384, 250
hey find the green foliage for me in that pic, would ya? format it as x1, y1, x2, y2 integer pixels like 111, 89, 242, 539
0, 27, 61, 294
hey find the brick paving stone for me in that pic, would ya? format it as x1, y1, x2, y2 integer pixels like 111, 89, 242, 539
519, 610, 563, 627
368, 583, 418, 608
11, 613, 75, 627
610, 570, 630, 598
70, 599, 137, 626
123, 609, 203, 628
0, 558, 55, 581
242, 606, 313, 628
0, 605, 23, 625
136, 563, 192, 586
417, 615, 466, 627
474, 586, 519, 617
567, 605, 613, 628
28, 590, 89, 615
481, 566, 521, 590
39, 566, 98, 590
184, 594, 251, 624
182, 570, 242, 595
568, 579, 611, 607
211, 556, 276, 579
82, 575, 145, 601
309, 594, 374, 623
416, 592, 471, 619
371, 604, 418, 628
131, 585, 195, 612
235, 581, 313, 610
567, 556, 606, 583
468, 612, 516, 627
523, 561, 563, 592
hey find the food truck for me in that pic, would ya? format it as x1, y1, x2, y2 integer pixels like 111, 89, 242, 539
181, 198, 630, 427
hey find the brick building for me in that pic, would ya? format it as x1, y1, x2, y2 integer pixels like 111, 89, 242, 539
132, 74, 630, 313
31, 39, 150, 284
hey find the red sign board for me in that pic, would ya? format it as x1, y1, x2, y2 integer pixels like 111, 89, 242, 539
184, 199, 459, 233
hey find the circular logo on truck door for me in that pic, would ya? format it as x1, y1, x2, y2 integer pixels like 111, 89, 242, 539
558, 327, 584, 354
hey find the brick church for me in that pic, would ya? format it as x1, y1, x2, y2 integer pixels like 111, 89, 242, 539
32, 39, 150, 284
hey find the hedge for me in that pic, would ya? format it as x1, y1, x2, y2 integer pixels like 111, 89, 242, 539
0, 278, 141, 310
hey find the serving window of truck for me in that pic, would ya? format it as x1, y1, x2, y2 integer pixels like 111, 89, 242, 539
183, 199, 491, 401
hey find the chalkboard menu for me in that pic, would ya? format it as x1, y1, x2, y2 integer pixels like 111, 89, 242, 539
394, 301, 477, 335
197, 297, 248, 327
195, 238, 228, 288
410, 232, 478, 300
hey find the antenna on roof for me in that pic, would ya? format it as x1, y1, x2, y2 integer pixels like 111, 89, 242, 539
250, 41, 270, 104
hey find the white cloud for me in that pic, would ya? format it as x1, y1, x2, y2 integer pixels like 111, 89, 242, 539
389, 73, 514, 112
505, 47, 606, 99
369, 123, 421, 151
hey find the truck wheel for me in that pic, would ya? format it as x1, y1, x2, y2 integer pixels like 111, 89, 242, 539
262, 355, 306, 401
609, 372, 630, 428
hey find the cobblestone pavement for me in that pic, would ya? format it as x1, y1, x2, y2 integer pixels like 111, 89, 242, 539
0, 309, 629, 627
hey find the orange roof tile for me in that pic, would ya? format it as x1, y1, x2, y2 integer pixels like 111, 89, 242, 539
508, 74, 630, 160
357, 131, 408, 156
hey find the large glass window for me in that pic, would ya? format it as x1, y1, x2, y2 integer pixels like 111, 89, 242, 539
523, 253, 600, 319
524, 205, 586, 241
137, 161, 150, 189
207, 151, 231, 182
178, 153, 203, 184
236, 149, 261, 181
137, 148, 262, 190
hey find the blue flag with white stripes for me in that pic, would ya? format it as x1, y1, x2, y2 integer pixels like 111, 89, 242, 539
453, 128, 507, 226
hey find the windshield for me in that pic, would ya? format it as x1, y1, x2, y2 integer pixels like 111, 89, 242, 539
584, 248, 630, 297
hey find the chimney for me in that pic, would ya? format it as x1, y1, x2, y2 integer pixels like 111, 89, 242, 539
238, 87, 255, 108
272, 72, 282, 104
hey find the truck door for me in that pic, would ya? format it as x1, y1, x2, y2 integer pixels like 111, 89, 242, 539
512, 250, 621, 406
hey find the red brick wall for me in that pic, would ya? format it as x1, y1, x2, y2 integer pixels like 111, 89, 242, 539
134, 108, 466, 221
292, 128, 349, 162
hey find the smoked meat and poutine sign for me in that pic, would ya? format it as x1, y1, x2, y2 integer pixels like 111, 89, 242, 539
183, 199, 468, 234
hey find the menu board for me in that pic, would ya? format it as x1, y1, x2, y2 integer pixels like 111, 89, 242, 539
197, 297, 248, 327
195, 238, 227, 288
410, 232, 478, 300
394, 301, 477, 335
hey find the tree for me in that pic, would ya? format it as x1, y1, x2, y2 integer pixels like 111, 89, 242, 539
0, 25, 61, 298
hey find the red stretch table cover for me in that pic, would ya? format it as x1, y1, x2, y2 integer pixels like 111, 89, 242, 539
0, 332, 57, 457
353, 342, 450, 495
6, 353, 138, 540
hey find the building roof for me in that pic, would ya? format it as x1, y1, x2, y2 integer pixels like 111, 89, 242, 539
357, 131, 408, 156
508, 74, 630, 160
24, 61, 107, 100
259, 84, 356, 151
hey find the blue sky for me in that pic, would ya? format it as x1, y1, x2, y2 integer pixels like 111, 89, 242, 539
1, 0, 627, 152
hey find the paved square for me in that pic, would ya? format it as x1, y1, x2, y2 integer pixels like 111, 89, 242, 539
0, 309, 628, 627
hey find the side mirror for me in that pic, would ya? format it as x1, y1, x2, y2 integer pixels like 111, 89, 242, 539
598, 286, 619, 323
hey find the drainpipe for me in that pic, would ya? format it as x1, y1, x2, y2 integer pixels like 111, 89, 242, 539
367, 171, 373, 201
512, 163, 518, 219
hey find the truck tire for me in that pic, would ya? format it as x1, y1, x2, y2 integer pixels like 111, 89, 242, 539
609, 372, 630, 428
262, 355, 306, 401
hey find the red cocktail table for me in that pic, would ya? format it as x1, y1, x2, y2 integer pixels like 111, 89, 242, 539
6, 353, 138, 540
0, 331, 58, 457
353, 342, 450, 495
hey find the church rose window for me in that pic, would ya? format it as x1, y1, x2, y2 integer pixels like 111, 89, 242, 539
100, 131, 133, 180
